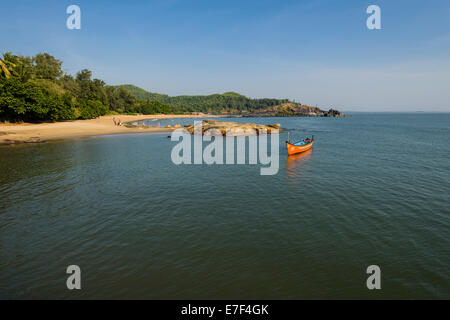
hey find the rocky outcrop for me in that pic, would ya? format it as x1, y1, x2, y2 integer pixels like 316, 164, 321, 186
242, 103, 345, 117
323, 108, 345, 117
182, 120, 281, 136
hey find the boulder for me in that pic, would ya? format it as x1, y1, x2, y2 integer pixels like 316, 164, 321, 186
183, 120, 281, 136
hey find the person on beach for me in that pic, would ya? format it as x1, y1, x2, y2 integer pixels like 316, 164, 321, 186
113, 117, 116, 126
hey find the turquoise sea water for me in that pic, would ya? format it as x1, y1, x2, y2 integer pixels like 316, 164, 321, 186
0, 113, 449, 299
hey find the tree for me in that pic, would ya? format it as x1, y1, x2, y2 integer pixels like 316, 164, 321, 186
14, 55, 34, 82
75, 69, 93, 100
0, 53, 17, 79
77, 99, 108, 119
0, 77, 48, 121
139, 100, 172, 114
33, 53, 63, 80
106, 86, 137, 113
76, 69, 92, 82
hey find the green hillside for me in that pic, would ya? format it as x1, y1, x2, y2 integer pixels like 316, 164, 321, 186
118, 84, 169, 101
115, 84, 290, 114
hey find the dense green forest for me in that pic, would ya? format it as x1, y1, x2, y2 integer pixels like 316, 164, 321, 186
117, 84, 290, 114
0, 52, 294, 122
0, 52, 174, 121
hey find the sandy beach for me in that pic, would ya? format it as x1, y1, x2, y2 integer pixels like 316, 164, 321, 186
0, 114, 219, 145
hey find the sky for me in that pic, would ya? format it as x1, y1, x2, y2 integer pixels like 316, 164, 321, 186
2, 0, 450, 111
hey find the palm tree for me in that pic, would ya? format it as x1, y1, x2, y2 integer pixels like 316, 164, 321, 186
0, 53, 17, 78
11, 55, 33, 81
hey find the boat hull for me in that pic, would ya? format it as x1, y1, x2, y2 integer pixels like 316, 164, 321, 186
286, 141, 314, 155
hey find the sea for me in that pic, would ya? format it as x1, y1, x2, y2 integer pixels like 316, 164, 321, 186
0, 113, 449, 299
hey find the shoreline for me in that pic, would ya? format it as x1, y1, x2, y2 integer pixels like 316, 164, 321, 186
0, 114, 223, 146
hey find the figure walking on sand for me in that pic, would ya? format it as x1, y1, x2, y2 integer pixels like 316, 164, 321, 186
113, 117, 117, 126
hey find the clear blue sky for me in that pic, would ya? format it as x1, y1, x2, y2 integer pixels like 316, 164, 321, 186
2, 0, 450, 111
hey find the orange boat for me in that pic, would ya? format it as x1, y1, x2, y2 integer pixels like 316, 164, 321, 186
286, 136, 314, 155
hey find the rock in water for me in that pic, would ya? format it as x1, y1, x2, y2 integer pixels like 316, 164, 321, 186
182, 120, 281, 136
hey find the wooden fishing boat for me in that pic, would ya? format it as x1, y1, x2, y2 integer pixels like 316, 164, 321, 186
286, 136, 314, 155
